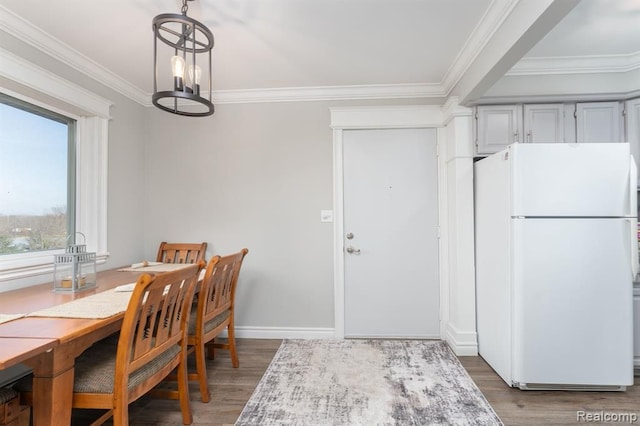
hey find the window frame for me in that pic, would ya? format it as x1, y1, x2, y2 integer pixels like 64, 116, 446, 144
0, 48, 111, 285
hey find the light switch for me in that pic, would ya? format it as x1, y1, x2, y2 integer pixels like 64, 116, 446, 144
320, 210, 333, 222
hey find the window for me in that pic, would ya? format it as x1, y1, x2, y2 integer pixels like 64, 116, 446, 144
0, 48, 111, 287
0, 93, 76, 255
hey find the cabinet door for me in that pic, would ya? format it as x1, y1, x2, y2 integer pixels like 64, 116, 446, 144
475, 105, 522, 155
576, 101, 623, 142
523, 104, 565, 143
625, 98, 640, 186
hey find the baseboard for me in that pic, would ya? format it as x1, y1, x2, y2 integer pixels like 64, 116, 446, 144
445, 323, 478, 356
221, 326, 337, 340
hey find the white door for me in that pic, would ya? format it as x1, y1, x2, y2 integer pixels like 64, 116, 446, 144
342, 128, 439, 338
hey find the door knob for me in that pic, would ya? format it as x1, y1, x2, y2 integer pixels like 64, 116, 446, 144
346, 246, 361, 254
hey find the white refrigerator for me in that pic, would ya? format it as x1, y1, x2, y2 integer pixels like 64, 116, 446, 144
474, 143, 637, 390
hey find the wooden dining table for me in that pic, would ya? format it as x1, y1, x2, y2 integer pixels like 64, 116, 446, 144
0, 267, 145, 425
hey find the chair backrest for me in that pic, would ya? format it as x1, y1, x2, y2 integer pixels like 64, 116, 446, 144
197, 249, 248, 333
115, 262, 203, 400
156, 242, 207, 264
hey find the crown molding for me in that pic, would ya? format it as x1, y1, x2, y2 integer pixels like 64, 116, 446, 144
0, 5, 148, 106
507, 51, 640, 76
0, 48, 112, 118
439, 0, 521, 95
210, 83, 444, 105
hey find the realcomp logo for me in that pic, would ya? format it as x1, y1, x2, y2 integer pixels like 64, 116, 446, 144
577, 411, 638, 423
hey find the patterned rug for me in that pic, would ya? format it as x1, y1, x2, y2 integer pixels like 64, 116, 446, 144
236, 339, 502, 425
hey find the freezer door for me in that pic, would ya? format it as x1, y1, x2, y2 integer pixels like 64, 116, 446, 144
512, 218, 634, 387
510, 143, 634, 217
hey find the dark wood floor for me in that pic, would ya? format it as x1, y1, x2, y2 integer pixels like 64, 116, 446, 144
458, 356, 640, 426
73, 339, 639, 426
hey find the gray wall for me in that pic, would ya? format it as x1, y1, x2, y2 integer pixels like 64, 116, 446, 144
143, 99, 429, 331
144, 101, 336, 329
1, 27, 436, 333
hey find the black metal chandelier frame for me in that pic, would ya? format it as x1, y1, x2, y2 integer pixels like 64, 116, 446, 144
152, 0, 215, 117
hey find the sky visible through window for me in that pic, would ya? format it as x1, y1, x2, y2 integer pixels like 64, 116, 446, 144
0, 103, 67, 216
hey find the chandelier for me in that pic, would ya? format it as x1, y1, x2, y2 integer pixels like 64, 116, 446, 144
152, 0, 214, 117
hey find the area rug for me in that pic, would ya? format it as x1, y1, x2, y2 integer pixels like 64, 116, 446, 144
235, 339, 502, 426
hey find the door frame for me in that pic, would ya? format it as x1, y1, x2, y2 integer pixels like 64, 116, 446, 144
330, 106, 447, 339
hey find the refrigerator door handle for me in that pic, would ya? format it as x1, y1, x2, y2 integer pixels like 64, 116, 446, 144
629, 156, 637, 218
629, 219, 639, 280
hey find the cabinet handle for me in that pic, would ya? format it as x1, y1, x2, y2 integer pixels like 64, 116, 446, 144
527, 131, 532, 143
514, 131, 519, 142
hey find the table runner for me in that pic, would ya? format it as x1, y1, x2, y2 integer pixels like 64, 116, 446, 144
0, 314, 25, 325
117, 263, 192, 273
27, 288, 132, 319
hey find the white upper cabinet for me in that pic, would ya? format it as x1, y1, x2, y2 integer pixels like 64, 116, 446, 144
576, 101, 623, 143
475, 105, 522, 155
475, 101, 627, 156
475, 104, 570, 155
523, 104, 566, 144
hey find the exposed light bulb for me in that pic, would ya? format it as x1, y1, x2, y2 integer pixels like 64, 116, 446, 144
171, 55, 186, 90
188, 64, 202, 95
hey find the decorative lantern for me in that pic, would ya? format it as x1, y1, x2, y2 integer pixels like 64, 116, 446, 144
53, 233, 96, 293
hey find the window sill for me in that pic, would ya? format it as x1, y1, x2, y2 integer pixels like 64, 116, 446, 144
0, 252, 109, 283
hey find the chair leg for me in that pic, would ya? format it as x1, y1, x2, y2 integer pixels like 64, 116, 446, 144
194, 339, 211, 403
177, 353, 194, 425
228, 323, 239, 368
112, 403, 128, 426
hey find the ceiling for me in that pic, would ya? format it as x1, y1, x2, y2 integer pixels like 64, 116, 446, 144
0, 0, 638, 106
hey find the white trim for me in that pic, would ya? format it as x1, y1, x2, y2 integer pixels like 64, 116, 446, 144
445, 323, 479, 356
76, 117, 109, 258
440, 0, 520, 95
330, 105, 448, 341
436, 126, 450, 341
441, 96, 474, 126
0, 5, 146, 107
332, 128, 345, 339
330, 105, 443, 130
0, 48, 112, 118
210, 84, 443, 105
507, 51, 640, 76
476, 91, 640, 106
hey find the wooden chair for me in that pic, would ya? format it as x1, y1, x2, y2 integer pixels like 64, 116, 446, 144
158, 249, 248, 403
156, 242, 207, 264
189, 248, 248, 402
17, 262, 204, 426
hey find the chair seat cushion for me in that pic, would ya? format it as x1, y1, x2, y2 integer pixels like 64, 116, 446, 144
0, 387, 17, 404
14, 338, 181, 394
188, 308, 231, 335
